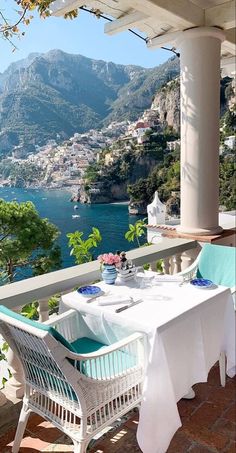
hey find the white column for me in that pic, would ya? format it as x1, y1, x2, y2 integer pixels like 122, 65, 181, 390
177, 27, 225, 235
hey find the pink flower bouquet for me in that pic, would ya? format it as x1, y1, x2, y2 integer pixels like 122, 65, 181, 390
98, 253, 121, 267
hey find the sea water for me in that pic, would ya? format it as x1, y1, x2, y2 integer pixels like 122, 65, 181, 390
0, 187, 145, 271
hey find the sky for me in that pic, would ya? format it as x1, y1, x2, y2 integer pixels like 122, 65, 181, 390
0, 0, 170, 73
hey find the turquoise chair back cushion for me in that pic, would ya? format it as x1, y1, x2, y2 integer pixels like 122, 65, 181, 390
0, 305, 74, 352
196, 244, 236, 288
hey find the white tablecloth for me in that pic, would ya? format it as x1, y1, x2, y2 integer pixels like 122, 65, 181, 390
61, 276, 235, 453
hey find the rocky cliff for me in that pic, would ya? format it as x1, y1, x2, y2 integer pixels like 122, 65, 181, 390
151, 78, 180, 132
151, 76, 234, 133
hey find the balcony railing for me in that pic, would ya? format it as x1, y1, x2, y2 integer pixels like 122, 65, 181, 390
0, 237, 198, 411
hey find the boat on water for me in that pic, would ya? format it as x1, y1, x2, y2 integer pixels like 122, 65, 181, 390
74, 205, 79, 210
72, 214, 80, 219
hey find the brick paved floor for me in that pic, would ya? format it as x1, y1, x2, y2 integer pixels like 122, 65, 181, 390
0, 364, 235, 453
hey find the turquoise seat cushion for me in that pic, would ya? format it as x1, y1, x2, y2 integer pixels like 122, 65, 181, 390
71, 337, 136, 379
196, 244, 236, 288
71, 337, 106, 354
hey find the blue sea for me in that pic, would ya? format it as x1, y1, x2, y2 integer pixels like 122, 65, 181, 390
0, 188, 145, 270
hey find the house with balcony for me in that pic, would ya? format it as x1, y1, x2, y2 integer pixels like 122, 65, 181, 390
0, 1, 235, 453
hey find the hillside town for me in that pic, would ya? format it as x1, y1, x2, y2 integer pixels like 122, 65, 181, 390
0, 105, 167, 193
0, 84, 234, 201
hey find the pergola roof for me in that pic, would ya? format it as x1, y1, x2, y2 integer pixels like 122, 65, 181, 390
50, 0, 235, 75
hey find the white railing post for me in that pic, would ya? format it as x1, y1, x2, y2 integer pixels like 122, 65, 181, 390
163, 257, 171, 274
38, 298, 49, 322
173, 254, 182, 273
150, 262, 157, 272
4, 348, 24, 398
181, 247, 201, 271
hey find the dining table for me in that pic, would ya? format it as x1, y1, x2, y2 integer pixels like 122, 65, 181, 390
60, 272, 236, 453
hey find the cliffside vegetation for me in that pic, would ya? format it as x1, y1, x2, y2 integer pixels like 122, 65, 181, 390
0, 160, 45, 187
82, 127, 179, 205
128, 147, 235, 213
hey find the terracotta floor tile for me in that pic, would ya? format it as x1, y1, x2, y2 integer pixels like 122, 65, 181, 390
124, 418, 139, 432
207, 383, 236, 405
189, 446, 218, 453
42, 434, 74, 452
189, 402, 225, 428
207, 365, 222, 387
25, 414, 45, 432
213, 418, 236, 441
28, 421, 62, 443
224, 440, 236, 453
193, 383, 212, 403
167, 431, 193, 452
0, 427, 16, 449
8, 434, 50, 452
182, 421, 229, 450
224, 405, 236, 423
1, 448, 40, 453
177, 399, 199, 419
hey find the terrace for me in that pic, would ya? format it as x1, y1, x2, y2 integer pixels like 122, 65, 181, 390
0, 234, 235, 452
0, 1, 235, 452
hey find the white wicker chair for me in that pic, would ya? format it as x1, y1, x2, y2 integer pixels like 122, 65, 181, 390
0, 307, 146, 453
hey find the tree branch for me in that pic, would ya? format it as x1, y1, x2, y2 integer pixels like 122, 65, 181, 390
0, 6, 28, 34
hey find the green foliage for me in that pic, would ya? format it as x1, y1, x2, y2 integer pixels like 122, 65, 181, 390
219, 156, 236, 210
67, 227, 102, 264
0, 341, 10, 387
220, 108, 236, 143
0, 160, 45, 187
0, 199, 61, 281
48, 294, 61, 315
128, 148, 181, 205
21, 302, 38, 320
125, 219, 146, 247
84, 164, 100, 183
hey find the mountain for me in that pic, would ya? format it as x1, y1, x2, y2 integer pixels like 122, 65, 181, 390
0, 50, 179, 155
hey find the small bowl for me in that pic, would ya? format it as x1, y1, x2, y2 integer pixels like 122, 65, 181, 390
77, 285, 102, 298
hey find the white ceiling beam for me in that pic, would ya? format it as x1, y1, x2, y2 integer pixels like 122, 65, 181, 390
205, 1, 236, 30
131, 0, 204, 29
104, 11, 148, 35
50, 0, 83, 17
146, 31, 182, 49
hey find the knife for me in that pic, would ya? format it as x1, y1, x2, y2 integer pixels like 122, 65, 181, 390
115, 298, 143, 313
